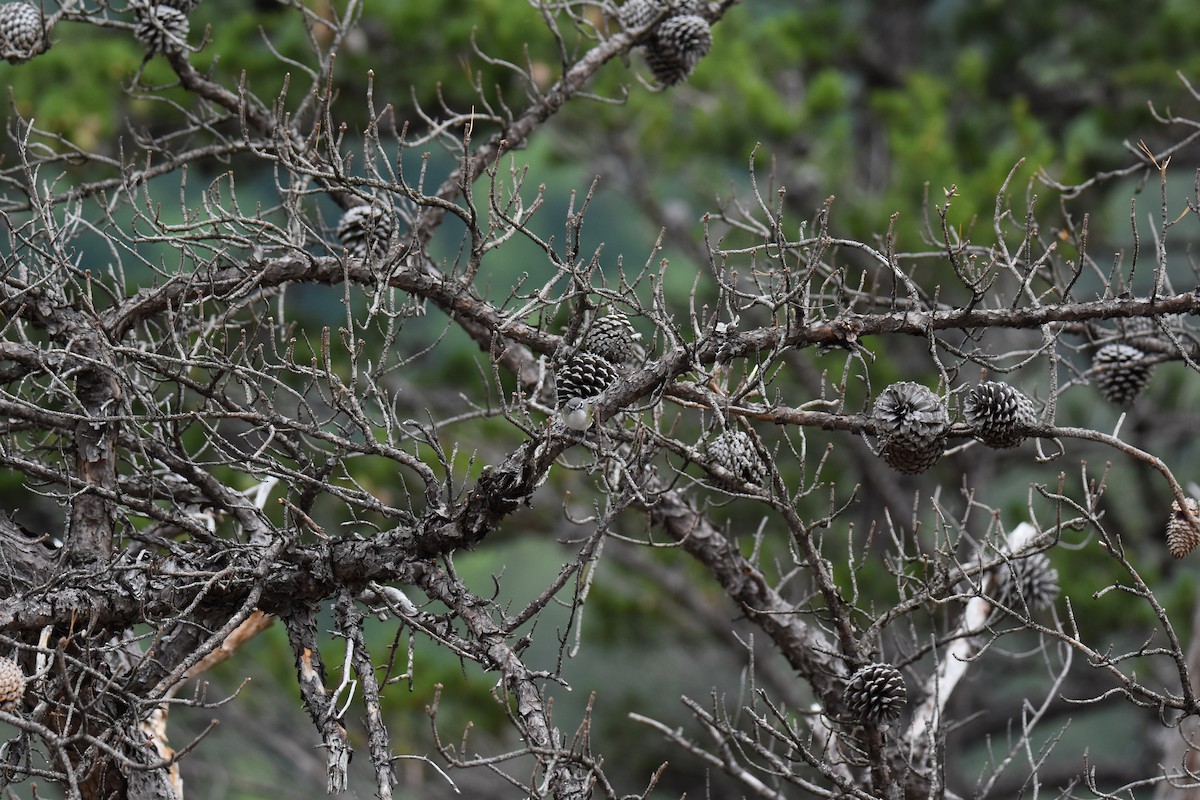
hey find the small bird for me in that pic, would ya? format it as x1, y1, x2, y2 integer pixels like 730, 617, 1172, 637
561, 397, 593, 431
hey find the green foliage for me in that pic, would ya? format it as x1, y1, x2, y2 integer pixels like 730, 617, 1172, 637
0, 27, 140, 149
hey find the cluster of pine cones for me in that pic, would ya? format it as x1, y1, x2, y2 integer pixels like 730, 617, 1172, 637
841, 543, 1060, 727
618, 0, 713, 86
0, 0, 202, 62
698, 319, 1174, 486
865, 321, 1173, 476
554, 310, 645, 426
132, 0, 200, 55
872, 380, 1036, 475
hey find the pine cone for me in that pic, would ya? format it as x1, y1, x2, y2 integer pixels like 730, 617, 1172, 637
134, 4, 190, 54
1167, 498, 1200, 558
844, 663, 906, 725
1116, 316, 1157, 343
618, 0, 702, 30
991, 552, 1059, 613
556, 352, 621, 408
1091, 343, 1153, 406
0, 656, 25, 711
1099, 315, 1183, 351
872, 382, 949, 474
962, 381, 1035, 449
0, 3, 45, 63
583, 311, 644, 364
337, 204, 395, 260
644, 14, 712, 85
705, 429, 764, 486
618, 0, 665, 30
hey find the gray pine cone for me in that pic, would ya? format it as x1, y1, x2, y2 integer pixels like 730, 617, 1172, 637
619, 0, 666, 30
962, 381, 1035, 449
618, 0, 703, 30
0, 3, 45, 63
1116, 315, 1157, 343
556, 352, 621, 408
134, 4, 190, 54
845, 663, 906, 725
644, 14, 712, 85
992, 552, 1059, 613
705, 429, 764, 486
583, 311, 644, 364
0, 656, 25, 710
1167, 498, 1200, 559
1091, 343, 1153, 406
337, 204, 395, 260
873, 382, 949, 474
